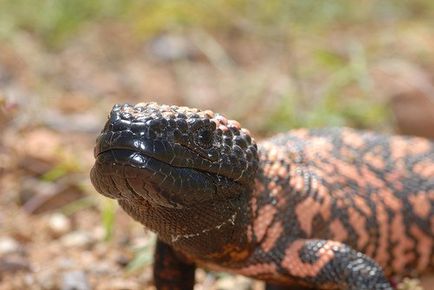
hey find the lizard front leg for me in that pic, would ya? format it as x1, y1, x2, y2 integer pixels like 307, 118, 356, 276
280, 239, 392, 290
154, 239, 196, 290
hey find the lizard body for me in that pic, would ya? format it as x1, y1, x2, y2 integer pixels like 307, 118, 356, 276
91, 102, 434, 290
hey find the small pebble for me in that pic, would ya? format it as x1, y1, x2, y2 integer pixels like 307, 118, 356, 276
61, 271, 90, 290
60, 231, 93, 248
0, 255, 31, 273
115, 254, 131, 268
215, 275, 252, 290
48, 213, 71, 237
92, 226, 105, 241
397, 278, 423, 290
0, 237, 21, 255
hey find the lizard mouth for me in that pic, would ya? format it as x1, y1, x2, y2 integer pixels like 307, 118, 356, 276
91, 146, 221, 209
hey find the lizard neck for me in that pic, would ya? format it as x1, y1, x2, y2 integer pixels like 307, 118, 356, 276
118, 186, 254, 264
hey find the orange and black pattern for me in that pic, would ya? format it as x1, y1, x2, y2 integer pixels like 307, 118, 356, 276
91, 103, 434, 290
238, 128, 433, 289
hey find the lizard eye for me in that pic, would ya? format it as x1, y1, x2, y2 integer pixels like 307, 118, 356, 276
196, 128, 214, 148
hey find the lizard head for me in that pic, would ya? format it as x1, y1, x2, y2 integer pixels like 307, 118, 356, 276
90, 102, 259, 209
91, 102, 260, 258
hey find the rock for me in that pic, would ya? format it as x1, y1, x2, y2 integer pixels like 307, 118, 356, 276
48, 213, 71, 237
60, 231, 93, 248
0, 237, 21, 255
61, 271, 90, 290
115, 254, 131, 268
215, 275, 252, 290
390, 91, 434, 139
91, 226, 105, 242
397, 277, 423, 290
371, 59, 434, 138
215, 276, 237, 290
0, 256, 31, 274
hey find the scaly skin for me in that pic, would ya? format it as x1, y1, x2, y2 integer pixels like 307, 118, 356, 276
90, 102, 434, 290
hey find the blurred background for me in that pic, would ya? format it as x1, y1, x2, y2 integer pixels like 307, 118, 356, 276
0, 1, 434, 289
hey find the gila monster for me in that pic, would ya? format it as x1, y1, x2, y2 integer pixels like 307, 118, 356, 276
90, 102, 434, 290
